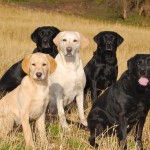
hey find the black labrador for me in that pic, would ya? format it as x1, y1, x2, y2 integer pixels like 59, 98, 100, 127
84, 31, 124, 102
0, 26, 60, 93
88, 54, 150, 150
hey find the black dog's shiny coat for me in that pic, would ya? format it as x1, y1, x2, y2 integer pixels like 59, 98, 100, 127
84, 31, 124, 102
0, 26, 60, 93
88, 54, 150, 149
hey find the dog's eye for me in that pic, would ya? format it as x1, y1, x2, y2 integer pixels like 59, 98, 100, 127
73, 39, 78, 42
63, 39, 67, 42
40, 31, 44, 36
32, 63, 35, 66
43, 63, 47, 66
137, 61, 142, 65
48, 31, 51, 35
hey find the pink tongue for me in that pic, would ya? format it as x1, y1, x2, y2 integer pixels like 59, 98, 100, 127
138, 77, 149, 86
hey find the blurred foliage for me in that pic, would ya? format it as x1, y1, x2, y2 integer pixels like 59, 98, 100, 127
0, 0, 149, 27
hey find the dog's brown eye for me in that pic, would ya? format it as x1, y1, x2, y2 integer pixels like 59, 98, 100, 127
32, 63, 35, 66
40, 31, 44, 36
43, 63, 47, 66
48, 31, 51, 35
73, 39, 78, 42
137, 60, 142, 65
63, 39, 67, 42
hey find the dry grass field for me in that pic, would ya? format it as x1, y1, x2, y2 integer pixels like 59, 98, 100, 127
0, 3, 150, 150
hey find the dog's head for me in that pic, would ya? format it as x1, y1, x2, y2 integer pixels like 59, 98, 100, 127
127, 54, 150, 86
94, 31, 124, 54
53, 31, 89, 57
22, 53, 57, 81
31, 26, 60, 49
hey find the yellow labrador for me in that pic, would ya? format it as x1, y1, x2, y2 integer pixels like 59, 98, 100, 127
49, 31, 89, 131
0, 53, 56, 148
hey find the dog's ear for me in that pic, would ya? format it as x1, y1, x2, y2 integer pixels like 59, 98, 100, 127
31, 27, 40, 43
93, 32, 104, 45
51, 26, 60, 38
53, 32, 61, 47
127, 56, 135, 73
93, 33, 100, 44
80, 33, 89, 49
22, 54, 32, 75
117, 33, 124, 47
46, 54, 57, 74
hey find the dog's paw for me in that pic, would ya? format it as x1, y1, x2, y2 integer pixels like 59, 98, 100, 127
80, 124, 89, 131
62, 124, 71, 132
81, 119, 87, 126
136, 141, 144, 150
94, 143, 99, 149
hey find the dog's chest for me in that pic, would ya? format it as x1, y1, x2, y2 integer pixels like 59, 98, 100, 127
125, 97, 148, 123
52, 69, 84, 106
63, 71, 83, 103
29, 91, 49, 119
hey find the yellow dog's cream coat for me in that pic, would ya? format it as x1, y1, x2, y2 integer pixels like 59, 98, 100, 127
49, 31, 89, 131
0, 53, 57, 148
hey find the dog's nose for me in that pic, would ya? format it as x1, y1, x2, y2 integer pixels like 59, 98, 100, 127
66, 47, 72, 52
107, 41, 111, 45
140, 69, 146, 76
43, 37, 49, 43
43, 39, 48, 43
36, 72, 42, 78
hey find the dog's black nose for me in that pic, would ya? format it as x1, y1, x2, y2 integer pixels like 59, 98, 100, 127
43, 37, 49, 43
140, 69, 146, 76
66, 47, 72, 52
36, 72, 42, 78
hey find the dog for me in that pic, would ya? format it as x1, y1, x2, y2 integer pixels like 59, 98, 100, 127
0, 26, 60, 93
84, 31, 124, 102
87, 54, 150, 149
0, 53, 57, 149
48, 31, 89, 131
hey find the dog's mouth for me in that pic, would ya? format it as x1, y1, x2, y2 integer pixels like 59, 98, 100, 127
138, 77, 149, 86
66, 52, 73, 57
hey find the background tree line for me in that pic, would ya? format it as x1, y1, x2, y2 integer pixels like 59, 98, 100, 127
117, 0, 150, 19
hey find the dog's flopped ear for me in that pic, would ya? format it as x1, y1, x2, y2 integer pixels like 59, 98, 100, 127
80, 33, 89, 49
22, 54, 32, 75
31, 27, 40, 43
93, 33, 100, 44
46, 54, 57, 74
93, 32, 105, 46
127, 56, 135, 73
117, 33, 124, 47
53, 32, 61, 47
51, 26, 60, 38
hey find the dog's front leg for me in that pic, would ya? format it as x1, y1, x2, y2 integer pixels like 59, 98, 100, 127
76, 92, 87, 127
57, 97, 70, 131
91, 79, 98, 102
35, 111, 48, 145
117, 114, 127, 150
20, 113, 35, 149
134, 118, 146, 150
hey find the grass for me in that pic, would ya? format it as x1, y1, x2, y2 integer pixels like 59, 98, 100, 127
0, 3, 150, 150
0, 0, 150, 27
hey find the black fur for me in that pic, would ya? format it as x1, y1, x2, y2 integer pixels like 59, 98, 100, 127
0, 26, 60, 93
87, 54, 150, 150
84, 31, 124, 102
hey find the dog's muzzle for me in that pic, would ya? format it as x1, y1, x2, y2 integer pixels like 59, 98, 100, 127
106, 41, 112, 51
65, 46, 73, 56
42, 38, 50, 48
